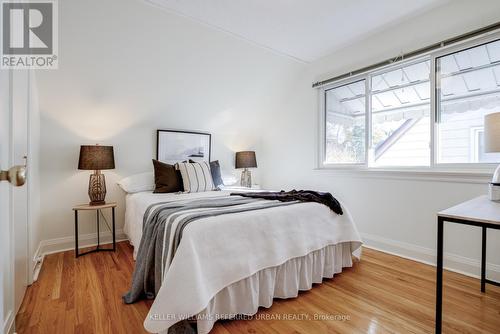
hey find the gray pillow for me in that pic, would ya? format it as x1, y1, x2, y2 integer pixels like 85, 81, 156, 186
210, 160, 224, 187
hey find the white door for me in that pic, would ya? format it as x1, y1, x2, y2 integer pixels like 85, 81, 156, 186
1, 69, 30, 333
1, 68, 11, 334
12, 71, 29, 316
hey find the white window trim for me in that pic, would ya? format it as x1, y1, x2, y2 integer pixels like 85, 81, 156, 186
318, 29, 500, 179
319, 74, 368, 167
312, 167, 492, 184
470, 127, 483, 163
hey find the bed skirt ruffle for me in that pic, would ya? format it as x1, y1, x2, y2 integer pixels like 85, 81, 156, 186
180, 242, 355, 334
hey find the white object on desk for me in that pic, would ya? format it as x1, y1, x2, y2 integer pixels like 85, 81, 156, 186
489, 183, 500, 202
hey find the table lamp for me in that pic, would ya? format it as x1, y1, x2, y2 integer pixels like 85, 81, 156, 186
78, 145, 115, 205
235, 151, 257, 188
485, 112, 500, 201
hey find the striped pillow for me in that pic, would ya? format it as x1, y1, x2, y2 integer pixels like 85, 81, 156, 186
176, 161, 215, 193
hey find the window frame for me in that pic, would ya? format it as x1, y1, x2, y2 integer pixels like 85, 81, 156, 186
470, 127, 483, 163
320, 75, 369, 168
318, 30, 500, 175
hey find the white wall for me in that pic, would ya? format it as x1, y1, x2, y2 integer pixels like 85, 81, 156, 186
36, 0, 305, 246
28, 72, 41, 283
260, 0, 500, 279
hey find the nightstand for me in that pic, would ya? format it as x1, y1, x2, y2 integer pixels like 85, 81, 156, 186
72, 202, 117, 258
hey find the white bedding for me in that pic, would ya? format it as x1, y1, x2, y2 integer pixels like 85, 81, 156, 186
124, 190, 362, 333
125, 191, 229, 259
194, 242, 354, 334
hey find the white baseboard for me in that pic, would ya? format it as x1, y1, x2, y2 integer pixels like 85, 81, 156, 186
32, 229, 128, 282
362, 232, 500, 282
32, 242, 44, 282
4, 310, 14, 334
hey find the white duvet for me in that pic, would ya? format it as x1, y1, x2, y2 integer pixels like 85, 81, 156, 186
124, 190, 362, 333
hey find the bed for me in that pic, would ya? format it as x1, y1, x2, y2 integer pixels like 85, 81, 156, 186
123, 189, 362, 334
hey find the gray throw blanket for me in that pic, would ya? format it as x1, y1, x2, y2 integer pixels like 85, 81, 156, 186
123, 196, 296, 305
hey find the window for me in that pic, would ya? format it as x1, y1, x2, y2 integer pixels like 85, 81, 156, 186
436, 39, 500, 164
320, 33, 500, 170
371, 60, 430, 166
325, 80, 366, 164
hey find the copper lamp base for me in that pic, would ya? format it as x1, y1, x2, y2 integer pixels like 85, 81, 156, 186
88, 171, 107, 206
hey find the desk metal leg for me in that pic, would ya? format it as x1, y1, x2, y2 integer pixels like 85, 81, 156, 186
96, 209, 100, 249
112, 206, 116, 251
436, 217, 444, 334
481, 226, 487, 293
75, 210, 79, 258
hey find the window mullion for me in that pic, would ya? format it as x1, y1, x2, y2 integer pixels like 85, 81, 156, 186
319, 87, 326, 168
430, 53, 437, 168
365, 74, 372, 167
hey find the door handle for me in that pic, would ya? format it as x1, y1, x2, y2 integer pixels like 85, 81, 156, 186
0, 156, 27, 186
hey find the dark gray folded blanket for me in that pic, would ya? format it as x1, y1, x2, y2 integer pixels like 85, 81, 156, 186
231, 189, 343, 215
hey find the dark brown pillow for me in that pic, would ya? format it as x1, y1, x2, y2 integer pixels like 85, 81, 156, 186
152, 159, 184, 193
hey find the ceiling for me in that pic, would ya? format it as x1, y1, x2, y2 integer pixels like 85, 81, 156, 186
145, 0, 448, 63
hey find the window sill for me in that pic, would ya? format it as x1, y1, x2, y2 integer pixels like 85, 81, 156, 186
312, 166, 494, 184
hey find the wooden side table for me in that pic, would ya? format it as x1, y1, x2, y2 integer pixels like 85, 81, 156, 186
72, 202, 117, 258
435, 195, 500, 333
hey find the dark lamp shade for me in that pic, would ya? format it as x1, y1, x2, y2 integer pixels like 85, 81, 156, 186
235, 151, 257, 169
78, 145, 115, 170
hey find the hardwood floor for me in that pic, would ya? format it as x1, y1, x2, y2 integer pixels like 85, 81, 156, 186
16, 241, 500, 333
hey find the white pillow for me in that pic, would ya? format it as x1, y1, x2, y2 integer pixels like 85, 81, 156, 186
221, 173, 237, 186
176, 161, 215, 193
117, 172, 155, 193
